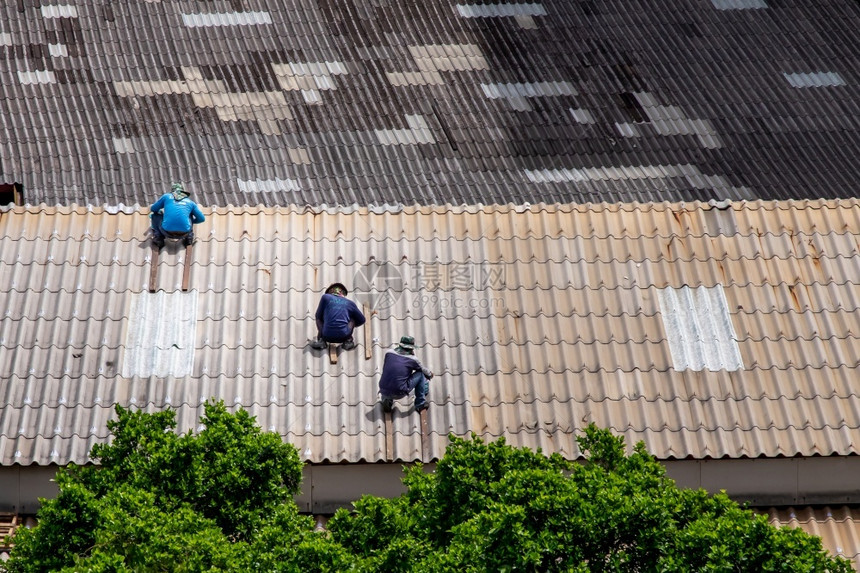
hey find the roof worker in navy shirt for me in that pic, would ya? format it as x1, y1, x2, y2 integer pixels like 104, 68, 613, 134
310, 283, 366, 351
378, 336, 433, 413
149, 183, 205, 249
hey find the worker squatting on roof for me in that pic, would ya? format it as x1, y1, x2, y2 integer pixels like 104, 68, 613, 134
311, 283, 366, 351
378, 335, 434, 413
149, 183, 205, 249
147, 206, 434, 413
311, 285, 433, 413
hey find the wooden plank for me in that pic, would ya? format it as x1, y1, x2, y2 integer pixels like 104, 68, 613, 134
148, 245, 160, 293
0, 512, 17, 550
328, 343, 338, 364
419, 408, 430, 461
384, 410, 394, 461
363, 304, 372, 360
181, 243, 193, 292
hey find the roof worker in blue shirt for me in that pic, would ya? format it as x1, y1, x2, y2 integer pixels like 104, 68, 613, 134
150, 183, 205, 249
378, 336, 433, 413
310, 283, 366, 351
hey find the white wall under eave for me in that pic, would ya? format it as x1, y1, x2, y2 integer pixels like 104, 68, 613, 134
0, 465, 60, 514
293, 462, 436, 514
296, 457, 860, 512
664, 456, 860, 506
2, 457, 859, 515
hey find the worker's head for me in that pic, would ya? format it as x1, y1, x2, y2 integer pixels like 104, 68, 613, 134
171, 183, 190, 201
326, 283, 348, 297
396, 335, 415, 354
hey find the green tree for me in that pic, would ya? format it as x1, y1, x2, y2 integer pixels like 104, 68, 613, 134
78, 402, 302, 540
4, 401, 345, 573
328, 425, 854, 573
6, 415, 852, 573
60, 488, 237, 572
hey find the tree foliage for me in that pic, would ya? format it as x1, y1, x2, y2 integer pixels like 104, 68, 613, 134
4, 401, 346, 573
5, 411, 851, 573
327, 425, 853, 573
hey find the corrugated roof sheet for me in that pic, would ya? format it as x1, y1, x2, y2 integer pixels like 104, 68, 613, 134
0, 199, 858, 465
3, 1, 860, 205
763, 506, 860, 567
711, 0, 768, 10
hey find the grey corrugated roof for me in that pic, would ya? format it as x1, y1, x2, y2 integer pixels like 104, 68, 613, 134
711, 0, 768, 10
1, 200, 859, 465
2, 1, 860, 205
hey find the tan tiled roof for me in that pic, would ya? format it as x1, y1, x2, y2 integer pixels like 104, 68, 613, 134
763, 506, 860, 567
0, 199, 859, 464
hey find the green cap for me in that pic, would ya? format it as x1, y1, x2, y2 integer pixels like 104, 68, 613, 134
397, 336, 415, 353
326, 283, 348, 296
171, 183, 189, 200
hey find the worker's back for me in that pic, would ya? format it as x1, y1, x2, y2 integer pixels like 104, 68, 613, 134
151, 192, 205, 233
378, 349, 421, 396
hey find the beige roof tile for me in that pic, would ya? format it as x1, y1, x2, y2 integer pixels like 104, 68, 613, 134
764, 507, 860, 566
1, 200, 859, 464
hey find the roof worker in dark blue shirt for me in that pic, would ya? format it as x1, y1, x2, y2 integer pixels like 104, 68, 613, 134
310, 283, 366, 351
149, 183, 205, 249
378, 336, 433, 413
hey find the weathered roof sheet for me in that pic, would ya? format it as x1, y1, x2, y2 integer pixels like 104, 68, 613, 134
3, 1, 860, 205
0, 199, 858, 465
764, 506, 860, 567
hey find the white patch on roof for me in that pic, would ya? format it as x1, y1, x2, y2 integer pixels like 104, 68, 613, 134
48, 43, 68, 58
514, 15, 538, 29
456, 3, 547, 17
40, 4, 79, 18
657, 285, 743, 372
783, 72, 846, 88
181, 11, 273, 28
615, 122, 641, 137
483, 81, 576, 99
408, 44, 489, 72
633, 92, 722, 148
482, 82, 576, 111
711, 0, 767, 9
375, 115, 435, 145
112, 137, 135, 154
524, 163, 735, 191
286, 61, 348, 77
272, 61, 348, 105
0, 33, 12, 46
122, 291, 198, 378
570, 108, 595, 124
113, 66, 292, 134
386, 71, 445, 86
237, 178, 302, 193
17, 70, 56, 85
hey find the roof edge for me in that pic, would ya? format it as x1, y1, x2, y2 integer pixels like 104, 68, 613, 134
3, 198, 859, 216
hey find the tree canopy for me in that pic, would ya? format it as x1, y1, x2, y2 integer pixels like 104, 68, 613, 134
4, 401, 348, 572
4, 405, 852, 573
327, 426, 853, 572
